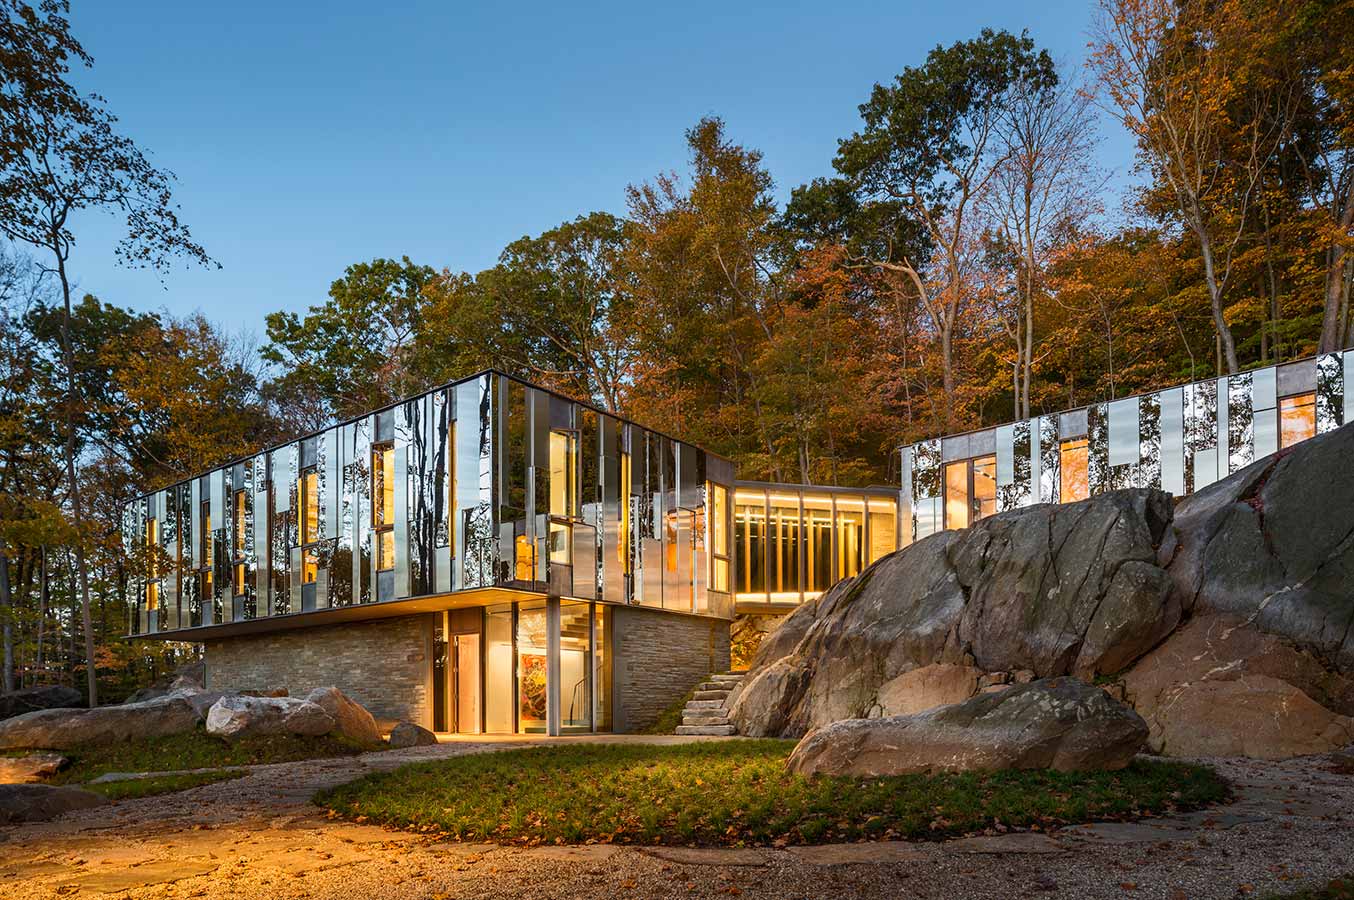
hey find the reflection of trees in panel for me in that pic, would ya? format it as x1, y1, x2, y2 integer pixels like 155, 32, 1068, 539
1227, 373, 1253, 473
996, 422, 1032, 512
1038, 416, 1059, 504
122, 503, 140, 631
403, 395, 445, 596
1138, 394, 1162, 490
1184, 380, 1217, 453
353, 418, 373, 604
911, 439, 941, 499
242, 463, 256, 619
463, 381, 496, 590
433, 391, 450, 549
1087, 404, 1110, 495
1316, 353, 1344, 432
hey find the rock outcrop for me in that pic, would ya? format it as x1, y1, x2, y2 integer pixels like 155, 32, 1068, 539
734, 422, 1354, 760
205, 695, 336, 741
0, 685, 84, 721
0, 783, 107, 824
0, 696, 200, 750
387, 721, 439, 748
787, 678, 1148, 776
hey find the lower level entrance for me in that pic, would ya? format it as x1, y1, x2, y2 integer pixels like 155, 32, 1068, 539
431, 600, 613, 735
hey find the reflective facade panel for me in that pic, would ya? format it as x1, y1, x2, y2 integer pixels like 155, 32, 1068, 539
898, 351, 1345, 544
125, 370, 733, 636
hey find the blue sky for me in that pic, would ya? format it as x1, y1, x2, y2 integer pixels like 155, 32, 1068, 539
60, 0, 1135, 341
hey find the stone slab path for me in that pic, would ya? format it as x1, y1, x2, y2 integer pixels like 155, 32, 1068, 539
0, 738, 1350, 899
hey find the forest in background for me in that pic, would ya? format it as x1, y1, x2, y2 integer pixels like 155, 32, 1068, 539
1, 0, 1351, 700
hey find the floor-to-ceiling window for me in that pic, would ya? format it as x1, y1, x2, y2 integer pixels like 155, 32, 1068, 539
972, 455, 997, 520
803, 493, 833, 597
515, 600, 549, 734
484, 604, 514, 733
769, 493, 801, 602
868, 498, 897, 564
944, 461, 970, 530
560, 600, 591, 733
1059, 439, 1090, 502
593, 605, 612, 732
834, 496, 864, 582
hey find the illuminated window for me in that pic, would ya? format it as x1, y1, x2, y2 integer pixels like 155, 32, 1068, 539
710, 483, 730, 592
233, 489, 247, 555
973, 455, 997, 521
868, 498, 897, 564
944, 461, 969, 530
549, 430, 578, 518
514, 533, 536, 580
1279, 392, 1316, 448
835, 496, 864, 582
1060, 439, 1089, 502
145, 517, 160, 611
372, 445, 395, 572
234, 562, 246, 596
298, 467, 319, 584
200, 501, 212, 564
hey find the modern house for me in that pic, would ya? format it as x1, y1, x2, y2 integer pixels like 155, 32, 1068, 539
126, 349, 1352, 734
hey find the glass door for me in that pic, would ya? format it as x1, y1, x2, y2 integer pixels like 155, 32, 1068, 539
453, 633, 482, 734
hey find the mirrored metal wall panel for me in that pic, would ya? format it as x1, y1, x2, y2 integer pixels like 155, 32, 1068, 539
1316, 352, 1344, 433
1107, 397, 1139, 468
1227, 372, 1253, 473
1252, 367, 1279, 460
454, 378, 493, 590
1088, 404, 1110, 495
1277, 358, 1316, 399
898, 447, 913, 546
1345, 352, 1354, 426
912, 439, 940, 500
1038, 415, 1059, 504
1136, 393, 1162, 490
1215, 377, 1230, 474
995, 424, 1015, 486
251, 456, 269, 615
599, 414, 622, 602
392, 403, 411, 599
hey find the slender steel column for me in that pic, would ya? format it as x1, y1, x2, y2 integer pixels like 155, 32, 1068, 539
546, 594, 561, 736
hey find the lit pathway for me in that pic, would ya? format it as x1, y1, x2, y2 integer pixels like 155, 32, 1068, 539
1, 737, 1350, 899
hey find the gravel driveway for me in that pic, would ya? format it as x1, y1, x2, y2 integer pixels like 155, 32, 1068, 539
1, 736, 1349, 899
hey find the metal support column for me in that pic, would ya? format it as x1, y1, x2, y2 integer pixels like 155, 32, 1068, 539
546, 594, 561, 736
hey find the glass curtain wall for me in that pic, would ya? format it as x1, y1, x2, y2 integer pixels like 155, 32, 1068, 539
125, 371, 732, 636
732, 485, 899, 607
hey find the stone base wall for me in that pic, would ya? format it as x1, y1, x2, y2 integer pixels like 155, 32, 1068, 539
612, 607, 731, 732
204, 615, 432, 727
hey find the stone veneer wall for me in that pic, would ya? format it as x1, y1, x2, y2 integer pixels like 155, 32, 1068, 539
203, 614, 432, 727
611, 606, 731, 732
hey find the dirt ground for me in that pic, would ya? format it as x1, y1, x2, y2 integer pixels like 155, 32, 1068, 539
1, 735, 1350, 900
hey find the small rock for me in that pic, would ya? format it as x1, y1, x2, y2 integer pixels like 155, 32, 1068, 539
0, 696, 199, 750
387, 721, 439, 748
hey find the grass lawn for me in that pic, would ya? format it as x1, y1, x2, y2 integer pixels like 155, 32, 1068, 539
19, 728, 382, 786
84, 769, 247, 801
317, 739, 1228, 847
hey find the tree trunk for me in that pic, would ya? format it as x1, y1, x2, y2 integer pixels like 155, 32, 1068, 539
55, 250, 99, 707
939, 322, 955, 427
1198, 231, 1240, 374
1319, 177, 1354, 353
0, 549, 13, 693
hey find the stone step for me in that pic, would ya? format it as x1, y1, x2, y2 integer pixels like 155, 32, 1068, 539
691, 689, 731, 701
682, 715, 730, 726
708, 674, 744, 684
696, 681, 734, 692
675, 724, 737, 736
685, 699, 726, 710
